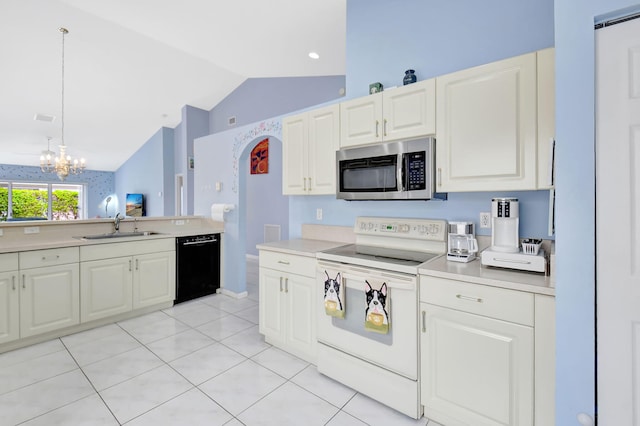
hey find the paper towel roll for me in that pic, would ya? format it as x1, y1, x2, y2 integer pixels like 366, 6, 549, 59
211, 203, 234, 222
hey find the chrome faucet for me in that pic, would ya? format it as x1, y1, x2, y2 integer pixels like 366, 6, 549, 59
114, 212, 123, 233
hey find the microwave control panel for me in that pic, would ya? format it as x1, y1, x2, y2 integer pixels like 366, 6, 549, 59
404, 151, 426, 190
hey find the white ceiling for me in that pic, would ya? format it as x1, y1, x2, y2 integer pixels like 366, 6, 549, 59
0, 0, 346, 171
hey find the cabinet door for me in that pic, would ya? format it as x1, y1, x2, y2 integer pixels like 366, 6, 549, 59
258, 267, 285, 345
282, 113, 308, 195
20, 264, 80, 338
537, 48, 555, 189
421, 303, 534, 426
307, 104, 339, 195
284, 274, 316, 362
133, 251, 175, 309
340, 93, 383, 147
382, 79, 436, 141
80, 257, 133, 323
0, 271, 19, 344
436, 53, 537, 192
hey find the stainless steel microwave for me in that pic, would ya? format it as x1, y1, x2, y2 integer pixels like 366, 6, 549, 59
336, 137, 435, 200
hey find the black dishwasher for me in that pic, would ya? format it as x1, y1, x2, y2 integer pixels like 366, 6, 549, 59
175, 234, 220, 304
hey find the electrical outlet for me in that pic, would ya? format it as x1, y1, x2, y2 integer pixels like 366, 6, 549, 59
480, 212, 491, 229
316, 208, 323, 220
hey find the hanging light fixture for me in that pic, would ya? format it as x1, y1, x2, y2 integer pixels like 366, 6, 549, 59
40, 27, 85, 181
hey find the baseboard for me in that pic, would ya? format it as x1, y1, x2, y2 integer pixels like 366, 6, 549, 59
246, 254, 259, 262
219, 288, 249, 299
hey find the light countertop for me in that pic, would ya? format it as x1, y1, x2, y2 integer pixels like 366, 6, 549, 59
256, 239, 348, 257
419, 255, 555, 296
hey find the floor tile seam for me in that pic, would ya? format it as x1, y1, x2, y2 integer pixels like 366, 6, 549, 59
74, 342, 157, 370
231, 378, 291, 420
117, 385, 199, 425
150, 339, 218, 365
0, 340, 68, 370
0, 363, 83, 400
248, 352, 309, 381
166, 350, 248, 387
217, 338, 272, 360
285, 379, 350, 411
12, 392, 118, 426
93, 361, 172, 394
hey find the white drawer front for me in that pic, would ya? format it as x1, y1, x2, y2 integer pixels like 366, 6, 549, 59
80, 238, 175, 262
0, 253, 19, 272
19, 247, 79, 269
259, 250, 316, 277
420, 276, 534, 326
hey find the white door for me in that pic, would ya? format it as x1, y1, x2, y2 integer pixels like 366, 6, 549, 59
596, 16, 640, 424
20, 264, 80, 338
382, 79, 436, 141
285, 273, 316, 361
258, 267, 285, 344
308, 104, 339, 195
340, 93, 383, 147
282, 113, 308, 195
80, 258, 133, 322
133, 252, 175, 309
0, 271, 19, 344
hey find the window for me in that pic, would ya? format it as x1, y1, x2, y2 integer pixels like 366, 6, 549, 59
0, 181, 86, 222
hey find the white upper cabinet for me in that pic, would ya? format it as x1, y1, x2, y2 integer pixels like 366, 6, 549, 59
282, 104, 339, 195
537, 47, 555, 190
435, 52, 538, 192
340, 79, 436, 148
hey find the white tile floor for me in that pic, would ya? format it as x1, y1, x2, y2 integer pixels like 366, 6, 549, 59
0, 260, 442, 426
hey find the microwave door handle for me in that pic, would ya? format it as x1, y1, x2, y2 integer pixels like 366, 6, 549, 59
397, 154, 406, 191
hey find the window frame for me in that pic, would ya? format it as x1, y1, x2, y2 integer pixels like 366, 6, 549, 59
0, 180, 87, 221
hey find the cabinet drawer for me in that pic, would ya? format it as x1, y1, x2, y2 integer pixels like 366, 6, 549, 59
259, 250, 316, 277
81, 238, 175, 262
420, 276, 534, 326
0, 253, 18, 272
19, 247, 79, 269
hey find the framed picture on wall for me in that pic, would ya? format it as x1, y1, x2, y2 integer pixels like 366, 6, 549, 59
250, 138, 269, 174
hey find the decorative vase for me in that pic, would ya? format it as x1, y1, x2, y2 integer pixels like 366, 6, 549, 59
403, 69, 416, 85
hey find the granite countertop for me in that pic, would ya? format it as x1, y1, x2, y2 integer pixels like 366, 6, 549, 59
419, 255, 555, 296
256, 239, 348, 257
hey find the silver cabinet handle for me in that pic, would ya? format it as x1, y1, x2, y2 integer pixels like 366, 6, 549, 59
421, 310, 426, 333
277, 260, 290, 265
12, 275, 16, 291
129, 259, 132, 272
383, 118, 387, 137
437, 168, 442, 187
41, 255, 60, 262
303, 177, 307, 191
284, 278, 289, 293
375, 120, 379, 138
279, 277, 283, 292
22, 274, 25, 289
308, 177, 312, 191
135, 259, 139, 270
456, 294, 483, 303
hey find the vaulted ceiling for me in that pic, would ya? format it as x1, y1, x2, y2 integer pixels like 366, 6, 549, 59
0, 0, 346, 171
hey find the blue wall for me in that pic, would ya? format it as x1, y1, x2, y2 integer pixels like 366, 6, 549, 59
0, 164, 115, 219
115, 127, 174, 217
180, 105, 210, 215
244, 137, 289, 256
209, 76, 346, 133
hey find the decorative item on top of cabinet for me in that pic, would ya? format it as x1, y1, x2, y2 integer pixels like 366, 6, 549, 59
435, 52, 538, 192
340, 78, 436, 148
282, 104, 339, 195
403, 69, 417, 85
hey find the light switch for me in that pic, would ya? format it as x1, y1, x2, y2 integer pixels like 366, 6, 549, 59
215, 182, 222, 192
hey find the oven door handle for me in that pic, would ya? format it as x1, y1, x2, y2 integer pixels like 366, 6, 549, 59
342, 272, 416, 291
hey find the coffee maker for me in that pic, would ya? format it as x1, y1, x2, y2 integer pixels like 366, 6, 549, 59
447, 221, 478, 263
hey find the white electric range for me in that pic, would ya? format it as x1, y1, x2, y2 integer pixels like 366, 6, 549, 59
316, 216, 446, 419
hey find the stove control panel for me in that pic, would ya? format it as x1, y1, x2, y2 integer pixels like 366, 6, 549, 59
355, 217, 446, 241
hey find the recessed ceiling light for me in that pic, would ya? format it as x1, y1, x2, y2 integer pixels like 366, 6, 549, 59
308, 52, 320, 60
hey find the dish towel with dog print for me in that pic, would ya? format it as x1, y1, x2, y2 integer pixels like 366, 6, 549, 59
365, 280, 390, 334
323, 271, 345, 318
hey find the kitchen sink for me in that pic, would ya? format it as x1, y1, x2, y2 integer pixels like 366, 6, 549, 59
78, 231, 162, 240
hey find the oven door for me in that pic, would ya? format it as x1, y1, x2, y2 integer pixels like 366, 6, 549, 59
317, 261, 418, 380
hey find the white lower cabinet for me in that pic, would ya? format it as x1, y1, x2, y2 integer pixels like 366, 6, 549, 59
0, 253, 19, 345
258, 250, 316, 363
420, 275, 554, 426
81, 257, 133, 322
80, 239, 176, 322
133, 251, 175, 310
20, 262, 80, 338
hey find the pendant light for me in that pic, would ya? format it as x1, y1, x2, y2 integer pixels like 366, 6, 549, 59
40, 27, 86, 180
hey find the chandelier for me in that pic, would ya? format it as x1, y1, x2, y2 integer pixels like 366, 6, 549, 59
40, 27, 86, 181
